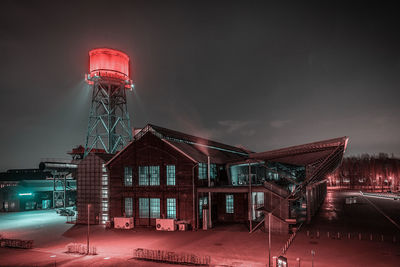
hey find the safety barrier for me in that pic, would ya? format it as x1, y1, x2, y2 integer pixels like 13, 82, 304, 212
133, 248, 211, 265
306, 230, 399, 243
66, 243, 97, 255
0, 238, 33, 249
282, 223, 303, 254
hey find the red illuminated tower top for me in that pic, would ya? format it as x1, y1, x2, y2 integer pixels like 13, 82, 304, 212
85, 48, 134, 90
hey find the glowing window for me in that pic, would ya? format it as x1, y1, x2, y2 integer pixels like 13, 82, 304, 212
210, 164, 217, 179
199, 196, 208, 219
226, 194, 234, 214
166, 165, 175, 186
138, 166, 149, 185
198, 163, 207, 179
150, 198, 160, 218
198, 163, 216, 180
139, 198, 149, 218
124, 167, 132, 186
167, 198, 176, 219
125, 197, 133, 217
139, 166, 160, 186
149, 166, 160, 186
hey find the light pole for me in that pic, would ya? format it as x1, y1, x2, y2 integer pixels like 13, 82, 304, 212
268, 212, 271, 267
87, 204, 91, 255
311, 250, 315, 267
192, 163, 199, 230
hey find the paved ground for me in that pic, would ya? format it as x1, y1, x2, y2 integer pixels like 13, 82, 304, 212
1, 190, 400, 266
285, 190, 400, 267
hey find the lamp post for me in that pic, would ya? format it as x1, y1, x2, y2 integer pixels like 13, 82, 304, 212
87, 204, 91, 255
192, 163, 199, 230
311, 250, 315, 267
268, 212, 271, 267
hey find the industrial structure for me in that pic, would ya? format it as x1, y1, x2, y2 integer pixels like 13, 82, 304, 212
0, 170, 76, 212
75, 47, 348, 234
84, 48, 134, 157
76, 124, 347, 233
76, 152, 113, 224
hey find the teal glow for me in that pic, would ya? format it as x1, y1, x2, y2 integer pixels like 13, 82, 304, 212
18, 193, 32, 196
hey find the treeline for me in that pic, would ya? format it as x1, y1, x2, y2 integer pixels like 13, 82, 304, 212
328, 153, 400, 191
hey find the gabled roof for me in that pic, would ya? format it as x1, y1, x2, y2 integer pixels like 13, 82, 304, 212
106, 124, 249, 166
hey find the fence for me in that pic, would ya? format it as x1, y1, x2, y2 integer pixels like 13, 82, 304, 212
133, 248, 211, 266
305, 229, 399, 243
0, 238, 33, 249
66, 243, 97, 255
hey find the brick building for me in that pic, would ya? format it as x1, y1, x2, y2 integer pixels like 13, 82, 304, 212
77, 123, 347, 233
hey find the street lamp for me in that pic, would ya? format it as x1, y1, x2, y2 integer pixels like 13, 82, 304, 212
311, 250, 315, 267
268, 212, 271, 267
87, 204, 92, 255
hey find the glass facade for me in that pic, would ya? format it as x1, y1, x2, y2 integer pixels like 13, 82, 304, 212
166, 165, 175, 186
226, 194, 234, 213
139, 198, 149, 218
150, 198, 160, 218
210, 163, 217, 179
139, 166, 160, 186
252, 192, 264, 220
149, 166, 160, 186
124, 166, 133, 186
199, 196, 208, 219
198, 163, 207, 179
198, 163, 217, 180
139, 197, 160, 218
166, 198, 176, 219
125, 197, 133, 217
139, 166, 149, 185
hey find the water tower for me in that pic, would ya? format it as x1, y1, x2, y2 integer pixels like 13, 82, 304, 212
84, 48, 134, 157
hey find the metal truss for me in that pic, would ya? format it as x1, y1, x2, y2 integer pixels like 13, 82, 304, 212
84, 78, 132, 157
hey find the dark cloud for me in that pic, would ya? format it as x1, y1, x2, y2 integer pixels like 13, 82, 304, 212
1, 0, 400, 171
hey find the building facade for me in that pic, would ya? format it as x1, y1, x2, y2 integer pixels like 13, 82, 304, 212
78, 124, 347, 233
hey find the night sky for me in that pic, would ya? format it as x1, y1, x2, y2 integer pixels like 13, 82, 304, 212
1, 1, 400, 171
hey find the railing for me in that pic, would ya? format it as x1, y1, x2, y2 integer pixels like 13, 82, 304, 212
133, 248, 210, 266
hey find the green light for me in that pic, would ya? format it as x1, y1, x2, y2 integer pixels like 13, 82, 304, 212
18, 193, 32, 196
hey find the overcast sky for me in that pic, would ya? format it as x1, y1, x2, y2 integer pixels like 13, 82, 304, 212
1, 1, 400, 171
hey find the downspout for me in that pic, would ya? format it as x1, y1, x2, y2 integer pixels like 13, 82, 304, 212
208, 156, 212, 229
192, 162, 199, 230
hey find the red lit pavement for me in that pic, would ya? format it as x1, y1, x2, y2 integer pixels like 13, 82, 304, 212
1, 190, 399, 266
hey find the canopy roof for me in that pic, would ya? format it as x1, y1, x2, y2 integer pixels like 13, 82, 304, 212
250, 137, 348, 166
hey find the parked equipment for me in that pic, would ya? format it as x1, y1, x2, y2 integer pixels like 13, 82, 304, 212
156, 219, 176, 231
114, 217, 134, 229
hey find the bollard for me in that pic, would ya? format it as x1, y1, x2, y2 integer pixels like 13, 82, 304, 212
337, 232, 340, 239
359, 233, 362, 240
370, 234, 373, 241
307, 230, 310, 237
327, 231, 330, 238
348, 233, 351, 239
296, 257, 301, 267
316, 231, 320, 239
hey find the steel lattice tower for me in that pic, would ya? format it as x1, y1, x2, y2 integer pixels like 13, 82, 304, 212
84, 48, 134, 157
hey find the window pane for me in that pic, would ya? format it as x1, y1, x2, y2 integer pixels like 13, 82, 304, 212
139, 166, 149, 186
149, 166, 160, 186
211, 164, 217, 179
139, 198, 149, 218
166, 198, 176, 219
125, 197, 133, 217
199, 196, 208, 219
226, 194, 234, 213
198, 163, 207, 179
150, 198, 160, 218
166, 165, 175, 186
124, 167, 132, 186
